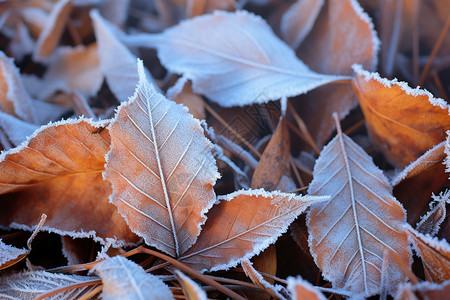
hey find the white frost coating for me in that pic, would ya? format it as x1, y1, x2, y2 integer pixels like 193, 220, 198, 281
306, 119, 411, 297
175, 270, 207, 300
104, 60, 220, 257
0, 239, 27, 267
180, 189, 328, 273
8, 223, 129, 248
0, 111, 38, 147
0, 51, 37, 123
287, 276, 327, 300
90, 10, 157, 103
392, 141, 445, 186
0, 271, 98, 299
395, 279, 450, 299
348, 0, 380, 70
353, 64, 450, 113
415, 190, 449, 236
126, 10, 348, 107
242, 260, 287, 300
0, 116, 108, 161
445, 131, 450, 176
93, 256, 174, 300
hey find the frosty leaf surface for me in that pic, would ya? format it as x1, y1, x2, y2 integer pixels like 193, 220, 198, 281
175, 270, 207, 300
242, 259, 286, 299
352, 65, 450, 168
406, 225, 450, 283
0, 118, 138, 246
0, 239, 27, 270
104, 60, 219, 257
179, 189, 327, 272
0, 271, 98, 299
127, 10, 347, 107
287, 276, 327, 300
307, 115, 410, 297
93, 256, 174, 300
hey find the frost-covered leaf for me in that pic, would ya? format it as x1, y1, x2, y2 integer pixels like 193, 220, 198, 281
169, 81, 206, 120
352, 65, 450, 168
242, 259, 286, 299
93, 256, 174, 300
0, 239, 27, 270
35, 44, 103, 100
91, 10, 156, 102
287, 276, 326, 300
179, 189, 327, 272
127, 10, 347, 107
33, 0, 72, 61
0, 271, 98, 299
280, 0, 324, 49
294, 0, 379, 148
395, 280, 450, 300
307, 114, 410, 297
104, 60, 219, 257
175, 270, 207, 300
392, 141, 445, 187
0, 111, 38, 148
0, 118, 138, 246
415, 191, 449, 236
0, 51, 36, 123
406, 225, 450, 283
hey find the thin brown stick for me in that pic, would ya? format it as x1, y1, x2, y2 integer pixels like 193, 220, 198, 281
77, 285, 103, 300
288, 185, 309, 194
289, 156, 305, 188
419, 15, 450, 86
343, 119, 365, 136
432, 72, 449, 101
67, 20, 82, 46
137, 247, 246, 300
34, 280, 102, 300
384, 246, 420, 285
205, 275, 263, 290
204, 102, 262, 159
287, 102, 320, 154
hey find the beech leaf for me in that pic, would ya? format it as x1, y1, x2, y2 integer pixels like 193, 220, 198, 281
406, 225, 450, 283
395, 280, 450, 300
179, 189, 327, 272
415, 190, 449, 237
126, 10, 348, 107
0, 239, 27, 270
104, 60, 219, 257
0, 271, 98, 299
93, 256, 174, 300
352, 64, 450, 168
307, 114, 411, 297
242, 259, 286, 299
0, 118, 138, 246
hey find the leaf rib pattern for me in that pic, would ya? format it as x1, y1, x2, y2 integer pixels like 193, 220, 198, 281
307, 116, 410, 297
104, 61, 219, 257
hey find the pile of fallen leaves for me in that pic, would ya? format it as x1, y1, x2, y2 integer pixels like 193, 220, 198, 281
0, 0, 449, 299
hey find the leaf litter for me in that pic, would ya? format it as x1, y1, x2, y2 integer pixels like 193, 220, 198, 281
0, 0, 449, 299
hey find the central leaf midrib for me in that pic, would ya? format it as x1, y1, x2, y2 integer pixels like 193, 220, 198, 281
144, 93, 179, 257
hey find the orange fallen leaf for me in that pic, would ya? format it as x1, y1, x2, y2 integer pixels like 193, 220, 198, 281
294, 0, 379, 148
352, 65, 450, 168
287, 276, 326, 300
179, 189, 326, 272
175, 270, 207, 300
0, 118, 138, 246
406, 225, 450, 283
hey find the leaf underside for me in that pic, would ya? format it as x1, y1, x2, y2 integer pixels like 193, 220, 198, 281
307, 122, 410, 297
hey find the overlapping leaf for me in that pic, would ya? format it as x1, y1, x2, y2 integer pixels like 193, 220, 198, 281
406, 225, 450, 283
0, 240, 27, 270
179, 189, 327, 272
93, 256, 174, 300
126, 10, 348, 107
307, 115, 410, 297
287, 276, 326, 300
175, 270, 207, 300
0, 118, 138, 245
352, 65, 450, 168
0, 271, 98, 299
104, 60, 219, 257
